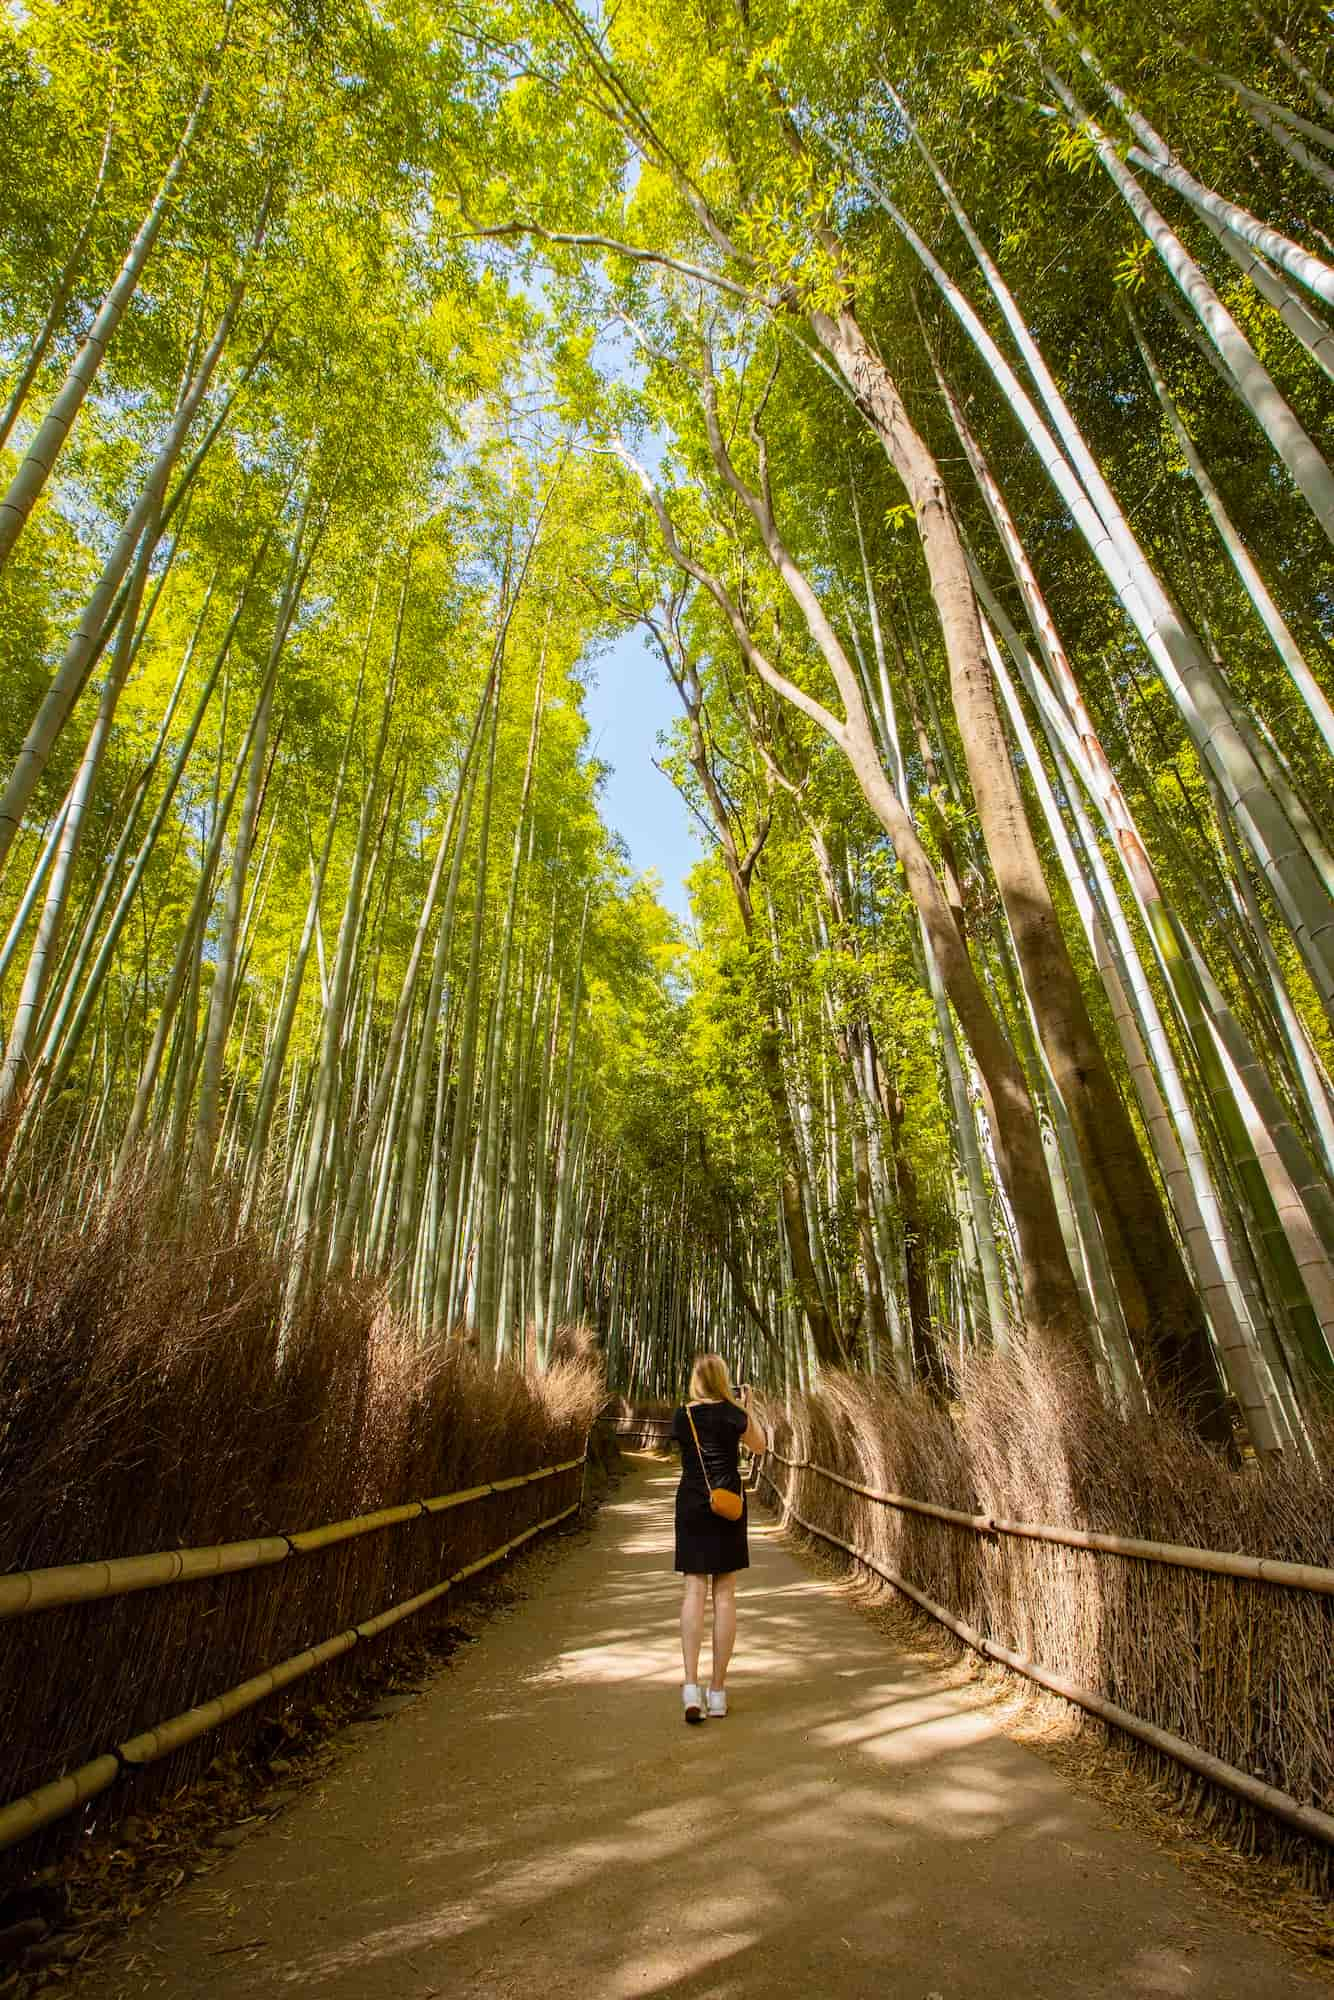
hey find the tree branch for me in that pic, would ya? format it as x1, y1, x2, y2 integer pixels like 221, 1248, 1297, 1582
609, 442, 847, 744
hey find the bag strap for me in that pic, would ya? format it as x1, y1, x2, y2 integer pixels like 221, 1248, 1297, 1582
684, 1403, 714, 1497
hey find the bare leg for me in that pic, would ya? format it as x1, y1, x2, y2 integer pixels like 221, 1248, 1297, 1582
710, 1571, 737, 1690
680, 1574, 707, 1682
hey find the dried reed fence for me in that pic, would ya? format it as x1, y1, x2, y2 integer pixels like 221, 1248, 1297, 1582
599, 1398, 676, 1449
752, 1347, 1334, 1886
0, 1460, 584, 1855
0, 1177, 602, 1891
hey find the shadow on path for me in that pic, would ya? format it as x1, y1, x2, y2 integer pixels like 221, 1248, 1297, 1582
77, 1456, 1325, 2000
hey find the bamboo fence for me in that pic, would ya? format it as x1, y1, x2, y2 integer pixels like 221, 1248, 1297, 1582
608, 1412, 1333, 1847
598, 1412, 675, 1450
0, 1453, 585, 1854
755, 1452, 1334, 1851
765, 1449, 1334, 1597
612, 1416, 1334, 1595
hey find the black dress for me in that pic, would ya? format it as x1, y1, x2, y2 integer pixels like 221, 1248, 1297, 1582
672, 1399, 750, 1574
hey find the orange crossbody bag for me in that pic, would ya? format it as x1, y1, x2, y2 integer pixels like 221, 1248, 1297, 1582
685, 1403, 745, 1522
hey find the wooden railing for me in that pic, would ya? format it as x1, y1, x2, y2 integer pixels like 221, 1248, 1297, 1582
608, 1420, 1334, 1596
765, 1449, 1334, 1597
758, 1450, 1334, 1850
0, 1454, 585, 1853
598, 1412, 674, 1446
560, 1412, 1333, 1849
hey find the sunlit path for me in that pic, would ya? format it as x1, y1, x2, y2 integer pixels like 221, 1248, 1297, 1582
4, 4, 1332, 1978
77, 1456, 1322, 2000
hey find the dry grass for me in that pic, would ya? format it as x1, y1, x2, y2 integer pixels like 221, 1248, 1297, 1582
0, 1169, 602, 1893
766, 1512, 1334, 1978
1, 1469, 624, 1996
759, 1338, 1334, 1893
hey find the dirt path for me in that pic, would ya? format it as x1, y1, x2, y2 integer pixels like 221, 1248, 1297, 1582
76, 1455, 1326, 2000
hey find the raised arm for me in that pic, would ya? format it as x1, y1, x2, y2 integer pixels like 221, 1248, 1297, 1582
739, 1384, 768, 1455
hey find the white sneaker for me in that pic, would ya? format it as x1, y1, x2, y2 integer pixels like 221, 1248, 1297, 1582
706, 1687, 728, 1718
682, 1682, 706, 1725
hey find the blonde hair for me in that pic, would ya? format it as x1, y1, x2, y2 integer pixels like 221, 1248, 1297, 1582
688, 1352, 738, 1404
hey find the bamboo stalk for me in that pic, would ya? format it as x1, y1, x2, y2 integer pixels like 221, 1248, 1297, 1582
755, 1465, 1334, 1849
0, 1537, 291, 1620
0, 1457, 586, 1619
285, 1502, 426, 1554
0, 1491, 582, 1853
0, 1758, 121, 1856
765, 1451, 1334, 1595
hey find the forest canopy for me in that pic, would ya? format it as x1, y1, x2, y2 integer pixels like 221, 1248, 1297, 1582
1, 0, 1332, 1456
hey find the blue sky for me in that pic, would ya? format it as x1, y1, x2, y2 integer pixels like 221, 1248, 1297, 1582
582, 622, 704, 923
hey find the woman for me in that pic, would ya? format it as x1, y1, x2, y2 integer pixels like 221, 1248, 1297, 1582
670, 1353, 769, 1724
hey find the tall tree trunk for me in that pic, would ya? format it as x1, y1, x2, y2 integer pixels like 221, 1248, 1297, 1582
543, 902, 588, 1350
435, 668, 502, 1330
21, 566, 222, 1115
475, 659, 545, 1349
328, 657, 496, 1278
986, 577, 1301, 1445
1048, 4, 1334, 308
1044, 70, 1334, 549
240, 643, 367, 1218
287, 564, 393, 1287
646, 359, 1083, 1346
648, 601, 844, 1363
1242, 0, 1334, 120
0, 80, 213, 572
188, 662, 281, 1196
925, 372, 1231, 1435
393, 680, 491, 1305
1127, 306, 1334, 757
0, 105, 117, 453
0, 255, 252, 881
1216, 72, 1334, 195
0, 515, 158, 1119
866, 105, 1334, 1009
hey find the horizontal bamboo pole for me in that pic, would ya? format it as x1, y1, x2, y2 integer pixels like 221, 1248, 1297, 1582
118, 1631, 361, 1766
0, 1758, 121, 1858
755, 1465, 1334, 1852
357, 1506, 579, 1641
422, 1481, 494, 1515
987, 1513, 1334, 1594
0, 1536, 292, 1619
353, 1576, 456, 1643
0, 1456, 586, 1620
768, 1450, 1334, 1597
287, 1503, 425, 1555
0, 1488, 582, 1854
492, 1468, 559, 1491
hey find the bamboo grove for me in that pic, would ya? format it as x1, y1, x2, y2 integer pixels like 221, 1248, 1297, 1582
0, 0, 707, 1368
2, 0, 1333, 1460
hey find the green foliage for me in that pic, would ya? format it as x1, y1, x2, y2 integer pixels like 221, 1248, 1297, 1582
3, 0, 1332, 1409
